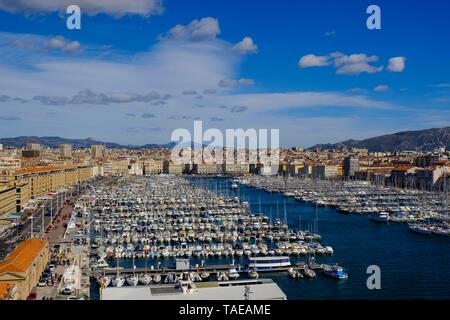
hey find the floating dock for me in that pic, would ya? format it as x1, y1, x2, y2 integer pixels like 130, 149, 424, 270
91, 262, 324, 278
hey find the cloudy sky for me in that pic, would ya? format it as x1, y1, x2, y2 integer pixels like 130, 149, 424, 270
0, 0, 449, 147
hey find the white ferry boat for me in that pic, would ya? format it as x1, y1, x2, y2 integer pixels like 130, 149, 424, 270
369, 212, 390, 223
247, 256, 291, 271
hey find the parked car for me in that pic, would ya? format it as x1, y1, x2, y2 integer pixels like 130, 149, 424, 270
26, 293, 37, 300
37, 278, 47, 287
60, 287, 73, 295
66, 296, 84, 300
48, 264, 56, 273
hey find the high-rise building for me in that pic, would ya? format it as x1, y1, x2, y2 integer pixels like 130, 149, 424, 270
91, 145, 105, 159
26, 143, 41, 151
59, 144, 72, 158
343, 156, 360, 177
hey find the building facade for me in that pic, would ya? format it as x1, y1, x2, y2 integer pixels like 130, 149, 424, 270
0, 240, 49, 300
0, 185, 16, 217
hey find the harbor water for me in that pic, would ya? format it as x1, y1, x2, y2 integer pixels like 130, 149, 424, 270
191, 177, 450, 299
92, 177, 450, 300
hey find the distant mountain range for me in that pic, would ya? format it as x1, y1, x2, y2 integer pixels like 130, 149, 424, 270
1, 127, 450, 152
0, 136, 176, 149
309, 127, 450, 152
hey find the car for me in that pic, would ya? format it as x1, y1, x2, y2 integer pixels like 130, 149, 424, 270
48, 264, 56, 273
60, 287, 73, 295
37, 278, 47, 287
66, 296, 84, 300
26, 293, 37, 300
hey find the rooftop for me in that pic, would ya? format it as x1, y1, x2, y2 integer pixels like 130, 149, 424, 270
102, 279, 287, 300
0, 239, 47, 274
0, 283, 12, 300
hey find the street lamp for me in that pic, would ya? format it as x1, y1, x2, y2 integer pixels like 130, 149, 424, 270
30, 215, 34, 239
41, 203, 45, 236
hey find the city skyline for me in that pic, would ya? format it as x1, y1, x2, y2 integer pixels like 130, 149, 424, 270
0, 0, 450, 146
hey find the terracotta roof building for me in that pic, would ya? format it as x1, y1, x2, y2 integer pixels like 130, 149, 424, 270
0, 239, 49, 300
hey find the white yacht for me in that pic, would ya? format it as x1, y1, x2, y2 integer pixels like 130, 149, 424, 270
138, 273, 152, 285
226, 268, 240, 280
369, 212, 390, 223
248, 270, 259, 279
126, 275, 139, 287
111, 275, 125, 287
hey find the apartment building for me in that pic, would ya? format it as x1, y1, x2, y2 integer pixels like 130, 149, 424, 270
0, 185, 16, 217
0, 240, 49, 300
143, 159, 164, 174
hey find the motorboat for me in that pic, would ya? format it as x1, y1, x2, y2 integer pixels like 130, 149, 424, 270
323, 265, 348, 279
369, 212, 390, 223
216, 272, 229, 281
138, 273, 152, 285
189, 272, 202, 282
97, 258, 109, 268
200, 271, 210, 280
288, 267, 303, 279
164, 272, 179, 284
226, 268, 240, 280
408, 224, 432, 235
126, 274, 139, 286
152, 274, 162, 284
432, 227, 450, 236
302, 268, 316, 278
111, 275, 126, 287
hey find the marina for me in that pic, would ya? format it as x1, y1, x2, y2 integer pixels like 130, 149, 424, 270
84, 175, 450, 299
194, 176, 450, 299
235, 176, 450, 235
87, 175, 347, 299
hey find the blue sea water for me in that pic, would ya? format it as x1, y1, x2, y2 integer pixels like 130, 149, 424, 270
94, 177, 450, 300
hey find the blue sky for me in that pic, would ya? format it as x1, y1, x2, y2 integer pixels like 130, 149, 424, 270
0, 0, 449, 147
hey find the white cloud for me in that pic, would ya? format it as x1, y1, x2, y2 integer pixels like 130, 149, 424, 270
219, 92, 395, 112
299, 52, 383, 75
33, 95, 69, 105
332, 52, 383, 75
0, 0, 164, 17
218, 78, 255, 87
324, 30, 336, 37
232, 37, 258, 54
298, 54, 330, 68
45, 36, 81, 53
387, 56, 406, 72
430, 83, 450, 88
374, 85, 389, 92
0, 30, 404, 146
161, 17, 221, 41
346, 87, 368, 94
182, 90, 198, 95
230, 106, 248, 113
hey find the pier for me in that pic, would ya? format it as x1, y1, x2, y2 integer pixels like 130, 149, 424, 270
90, 262, 324, 278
